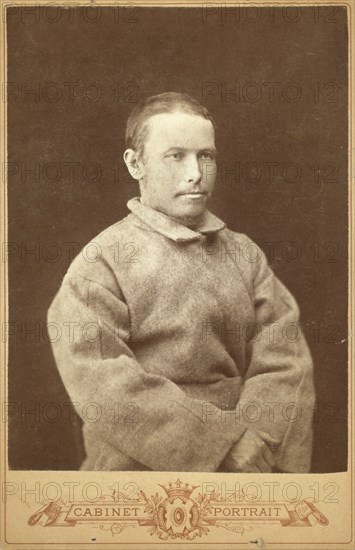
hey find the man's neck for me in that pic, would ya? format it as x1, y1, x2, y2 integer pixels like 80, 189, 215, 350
139, 198, 205, 231
170, 213, 205, 230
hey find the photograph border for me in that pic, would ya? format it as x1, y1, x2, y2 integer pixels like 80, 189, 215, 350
0, 1, 354, 548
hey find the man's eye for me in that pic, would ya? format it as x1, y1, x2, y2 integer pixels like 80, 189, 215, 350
200, 152, 215, 160
168, 153, 184, 160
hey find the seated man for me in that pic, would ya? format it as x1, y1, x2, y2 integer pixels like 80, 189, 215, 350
48, 92, 315, 473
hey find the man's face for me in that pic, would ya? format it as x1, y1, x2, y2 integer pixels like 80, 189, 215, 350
136, 111, 217, 221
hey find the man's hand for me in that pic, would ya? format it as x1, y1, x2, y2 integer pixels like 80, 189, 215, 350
220, 430, 276, 473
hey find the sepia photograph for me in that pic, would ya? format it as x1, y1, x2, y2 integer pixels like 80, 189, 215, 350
1, 1, 353, 548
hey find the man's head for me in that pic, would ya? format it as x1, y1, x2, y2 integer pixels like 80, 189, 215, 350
123, 92, 217, 224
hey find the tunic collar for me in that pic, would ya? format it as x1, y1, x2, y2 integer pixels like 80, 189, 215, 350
127, 197, 226, 242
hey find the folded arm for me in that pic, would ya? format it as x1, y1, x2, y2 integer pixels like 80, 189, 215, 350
221, 237, 315, 473
48, 261, 245, 471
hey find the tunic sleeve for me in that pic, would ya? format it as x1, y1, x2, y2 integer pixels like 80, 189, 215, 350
47, 261, 245, 472
235, 237, 315, 472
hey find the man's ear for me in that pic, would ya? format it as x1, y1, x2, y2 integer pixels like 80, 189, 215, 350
123, 149, 144, 181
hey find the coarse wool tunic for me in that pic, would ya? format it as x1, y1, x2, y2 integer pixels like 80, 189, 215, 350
48, 197, 315, 473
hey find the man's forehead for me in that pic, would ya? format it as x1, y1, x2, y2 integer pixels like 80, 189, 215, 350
145, 111, 215, 147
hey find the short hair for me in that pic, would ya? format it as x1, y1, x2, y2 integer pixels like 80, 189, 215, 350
125, 91, 215, 156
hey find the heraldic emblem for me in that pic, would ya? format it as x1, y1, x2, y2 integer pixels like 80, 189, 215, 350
28, 478, 329, 540
140, 479, 206, 539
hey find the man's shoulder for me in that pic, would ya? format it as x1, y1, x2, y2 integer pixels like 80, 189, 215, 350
65, 213, 139, 283
220, 227, 262, 250
219, 227, 268, 281
91, 212, 138, 245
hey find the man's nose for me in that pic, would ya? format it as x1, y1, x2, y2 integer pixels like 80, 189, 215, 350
186, 156, 202, 184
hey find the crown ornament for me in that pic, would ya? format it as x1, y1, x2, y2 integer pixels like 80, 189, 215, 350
158, 479, 199, 501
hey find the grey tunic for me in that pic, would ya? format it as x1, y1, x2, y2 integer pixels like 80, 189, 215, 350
47, 197, 315, 472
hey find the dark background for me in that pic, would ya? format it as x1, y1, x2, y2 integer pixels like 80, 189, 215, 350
7, 6, 348, 471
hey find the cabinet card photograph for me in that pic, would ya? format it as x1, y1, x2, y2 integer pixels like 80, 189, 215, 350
1, 1, 353, 549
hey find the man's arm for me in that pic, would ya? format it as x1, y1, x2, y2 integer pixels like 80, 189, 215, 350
222, 236, 315, 473
48, 263, 246, 472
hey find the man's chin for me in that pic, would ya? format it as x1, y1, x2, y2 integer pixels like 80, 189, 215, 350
179, 195, 209, 213
171, 205, 207, 228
